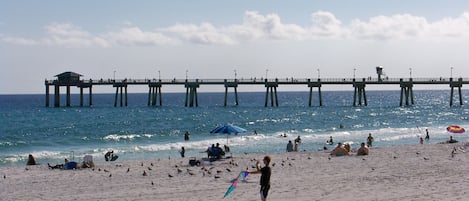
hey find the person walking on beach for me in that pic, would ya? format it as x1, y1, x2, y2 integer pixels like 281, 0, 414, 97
248, 156, 271, 201
367, 133, 374, 147
425, 129, 430, 142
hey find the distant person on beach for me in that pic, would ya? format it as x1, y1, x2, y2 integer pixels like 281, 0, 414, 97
26, 154, 37, 165
425, 129, 430, 142
224, 144, 230, 153
419, 137, 424, 144
344, 143, 351, 153
48, 158, 68, 169
447, 136, 458, 143
179, 146, 185, 158
248, 156, 271, 201
184, 131, 190, 141
326, 136, 334, 145
356, 143, 369, 156
254, 130, 258, 135
367, 133, 374, 147
295, 136, 301, 144
104, 151, 114, 161
331, 142, 349, 156
286, 140, 293, 152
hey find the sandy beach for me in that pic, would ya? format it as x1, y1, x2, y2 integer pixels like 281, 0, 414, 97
1, 143, 468, 201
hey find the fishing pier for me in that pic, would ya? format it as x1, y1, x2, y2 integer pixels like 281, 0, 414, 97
45, 71, 467, 108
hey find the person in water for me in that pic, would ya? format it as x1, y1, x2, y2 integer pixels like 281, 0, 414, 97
179, 146, 185, 158
367, 133, 374, 147
286, 140, 293, 152
447, 136, 458, 143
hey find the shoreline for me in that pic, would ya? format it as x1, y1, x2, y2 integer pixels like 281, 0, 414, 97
1, 143, 468, 201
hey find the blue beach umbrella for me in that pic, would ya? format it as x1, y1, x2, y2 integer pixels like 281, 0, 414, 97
210, 124, 247, 145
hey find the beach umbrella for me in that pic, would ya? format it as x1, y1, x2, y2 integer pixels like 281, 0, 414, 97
210, 124, 247, 145
446, 125, 465, 133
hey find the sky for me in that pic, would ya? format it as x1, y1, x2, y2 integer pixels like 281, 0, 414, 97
1, 0, 469, 94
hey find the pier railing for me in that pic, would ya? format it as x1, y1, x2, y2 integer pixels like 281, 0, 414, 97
44, 76, 467, 107
46, 77, 468, 85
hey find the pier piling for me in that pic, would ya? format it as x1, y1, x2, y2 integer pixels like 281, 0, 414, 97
353, 78, 367, 106
399, 79, 414, 106
308, 79, 323, 107
450, 78, 463, 107
224, 80, 239, 106
265, 79, 279, 107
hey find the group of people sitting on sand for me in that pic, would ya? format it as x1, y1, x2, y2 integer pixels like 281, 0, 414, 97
330, 142, 369, 156
206, 143, 228, 160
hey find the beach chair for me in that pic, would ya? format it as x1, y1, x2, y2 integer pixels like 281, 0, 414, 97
82, 155, 94, 168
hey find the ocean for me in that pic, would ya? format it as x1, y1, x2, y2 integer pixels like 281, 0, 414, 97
1, 90, 468, 167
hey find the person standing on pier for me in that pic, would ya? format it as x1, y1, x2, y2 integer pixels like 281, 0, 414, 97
367, 133, 374, 147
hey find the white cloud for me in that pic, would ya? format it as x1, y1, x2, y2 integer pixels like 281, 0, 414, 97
1, 36, 39, 45
165, 23, 235, 45
425, 12, 469, 38
42, 23, 110, 47
105, 27, 175, 46
2, 11, 469, 47
237, 11, 308, 40
310, 11, 344, 37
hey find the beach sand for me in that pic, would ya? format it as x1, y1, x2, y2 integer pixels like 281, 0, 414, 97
1, 143, 468, 201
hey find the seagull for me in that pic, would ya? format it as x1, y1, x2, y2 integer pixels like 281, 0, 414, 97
109, 174, 112, 177
177, 168, 183, 173
104, 169, 109, 172
214, 175, 220, 179
423, 157, 429, 160
226, 168, 231, 172
168, 174, 173, 178
148, 167, 152, 171
151, 163, 154, 166
143, 171, 147, 176
151, 181, 154, 185
126, 168, 130, 173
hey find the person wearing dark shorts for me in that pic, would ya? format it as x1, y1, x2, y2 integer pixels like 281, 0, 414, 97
249, 155, 271, 201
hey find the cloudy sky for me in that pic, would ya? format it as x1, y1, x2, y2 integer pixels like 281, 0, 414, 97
1, 0, 469, 94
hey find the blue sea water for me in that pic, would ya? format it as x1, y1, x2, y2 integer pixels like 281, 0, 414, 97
1, 90, 468, 167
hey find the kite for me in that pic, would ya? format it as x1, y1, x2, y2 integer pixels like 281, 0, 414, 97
223, 171, 249, 198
